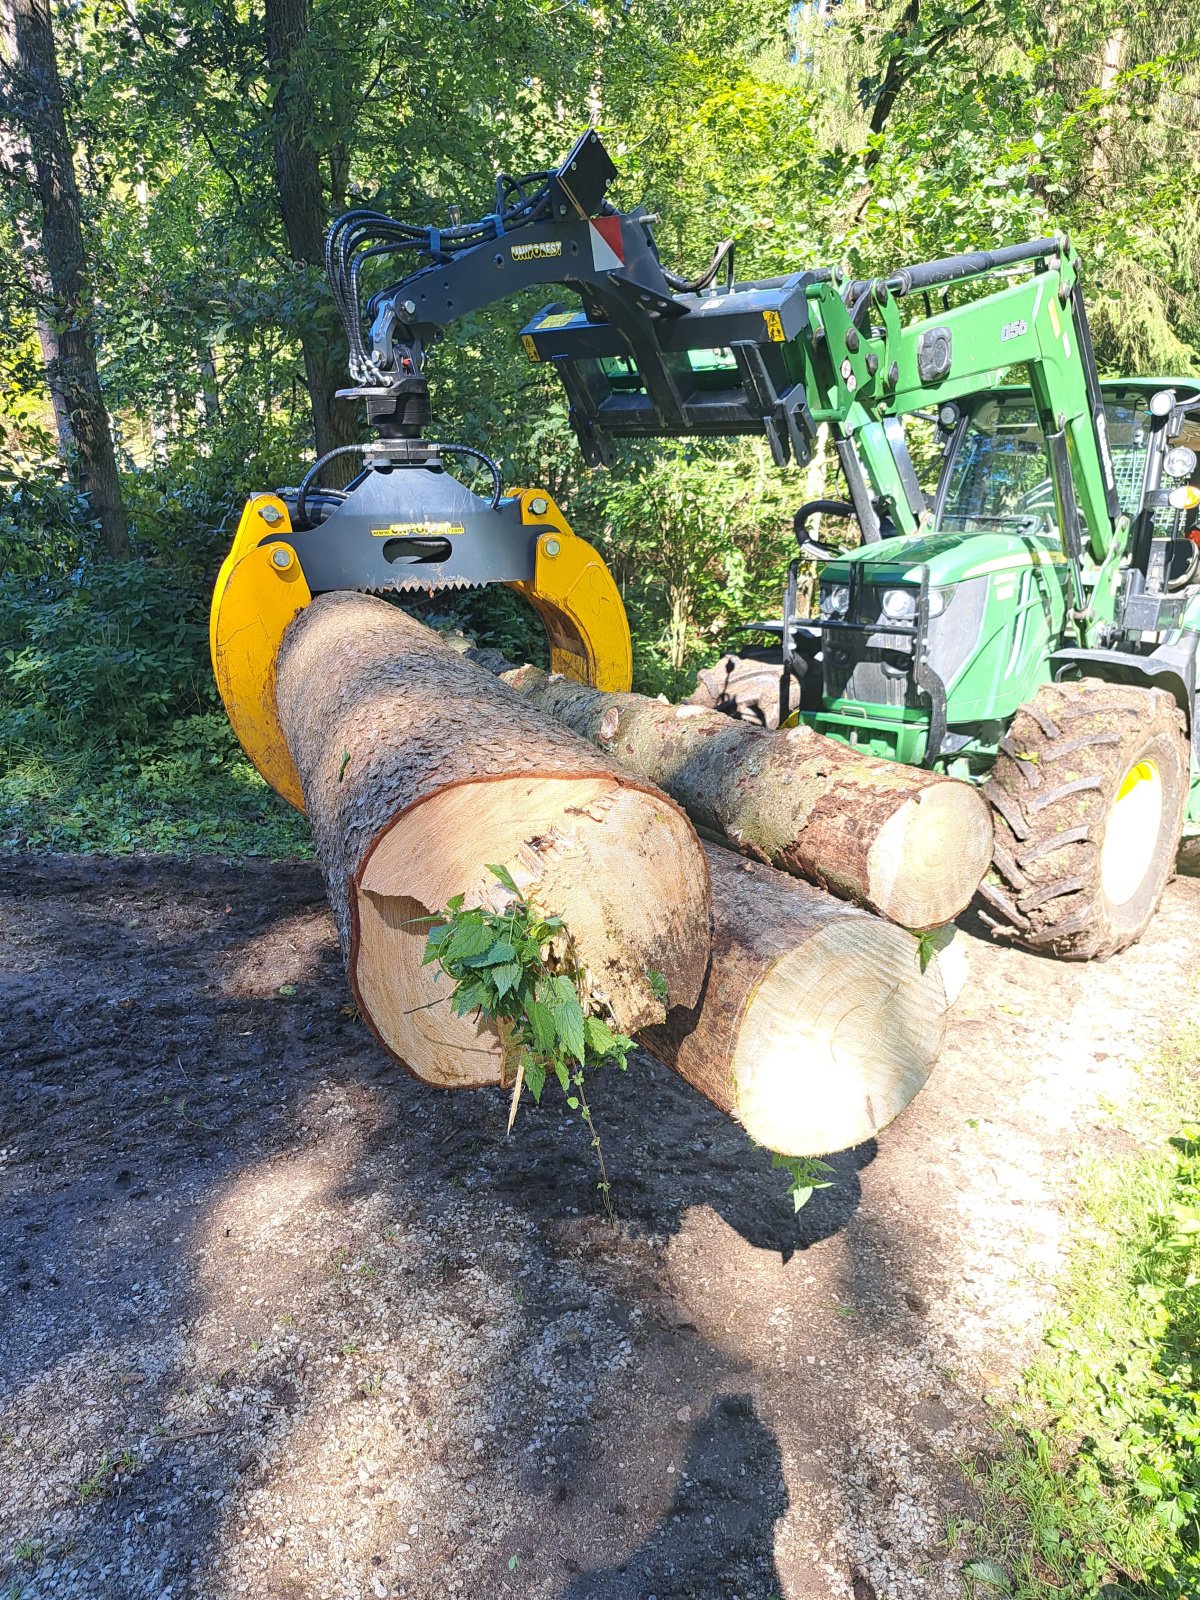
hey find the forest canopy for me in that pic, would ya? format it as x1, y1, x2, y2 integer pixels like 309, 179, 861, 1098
1, 0, 1199, 764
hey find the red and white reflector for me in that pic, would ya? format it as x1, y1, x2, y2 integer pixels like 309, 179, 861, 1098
589, 216, 624, 272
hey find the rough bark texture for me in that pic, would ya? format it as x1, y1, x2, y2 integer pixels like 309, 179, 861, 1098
499, 666, 993, 929
1, 0, 128, 554
639, 844, 949, 1157
264, 0, 359, 478
274, 594, 711, 1088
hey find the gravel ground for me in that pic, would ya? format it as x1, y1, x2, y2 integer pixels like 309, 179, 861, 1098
2, 852, 1197, 1600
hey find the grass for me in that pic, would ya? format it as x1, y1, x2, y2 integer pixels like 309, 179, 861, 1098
962, 1021, 1200, 1598
0, 713, 310, 859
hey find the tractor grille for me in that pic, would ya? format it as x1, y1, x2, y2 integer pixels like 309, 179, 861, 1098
821, 577, 987, 707
822, 589, 920, 708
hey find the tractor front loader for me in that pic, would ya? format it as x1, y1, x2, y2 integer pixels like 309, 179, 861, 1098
210, 130, 1200, 959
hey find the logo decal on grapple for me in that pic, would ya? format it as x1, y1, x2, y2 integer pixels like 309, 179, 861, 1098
511, 240, 563, 261
371, 521, 465, 537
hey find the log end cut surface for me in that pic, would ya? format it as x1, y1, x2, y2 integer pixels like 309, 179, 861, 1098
353, 774, 709, 1088
731, 915, 947, 1157
275, 594, 711, 1091
864, 778, 994, 930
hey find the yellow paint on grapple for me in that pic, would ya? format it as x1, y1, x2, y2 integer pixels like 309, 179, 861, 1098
209, 487, 632, 810
209, 495, 309, 813
507, 489, 632, 693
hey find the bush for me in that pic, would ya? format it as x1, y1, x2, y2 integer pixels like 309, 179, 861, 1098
0, 559, 215, 745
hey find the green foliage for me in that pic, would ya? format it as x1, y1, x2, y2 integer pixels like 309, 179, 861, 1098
914, 922, 956, 975
966, 1034, 1200, 1596
424, 865, 634, 1215
576, 439, 802, 696
0, 560, 213, 743
0, 713, 309, 858
770, 1152, 835, 1212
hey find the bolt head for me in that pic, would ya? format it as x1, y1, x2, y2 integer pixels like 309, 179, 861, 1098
529, 495, 549, 515
260, 504, 282, 526
271, 547, 293, 570
544, 538, 561, 557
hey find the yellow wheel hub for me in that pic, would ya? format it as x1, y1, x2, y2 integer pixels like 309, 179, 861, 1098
1100, 758, 1163, 906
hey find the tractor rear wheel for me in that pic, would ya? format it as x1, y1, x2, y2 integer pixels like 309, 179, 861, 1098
980, 679, 1188, 960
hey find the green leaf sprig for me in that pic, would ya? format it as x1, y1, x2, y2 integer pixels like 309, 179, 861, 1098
423, 864, 633, 1218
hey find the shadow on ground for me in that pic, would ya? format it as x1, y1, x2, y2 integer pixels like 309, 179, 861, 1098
0, 853, 904, 1600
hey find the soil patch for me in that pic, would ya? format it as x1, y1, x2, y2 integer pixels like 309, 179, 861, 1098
2, 852, 1197, 1599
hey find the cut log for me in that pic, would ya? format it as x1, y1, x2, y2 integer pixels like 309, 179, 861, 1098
274, 593, 711, 1087
497, 666, 991, 929
639, 844, 949, 1157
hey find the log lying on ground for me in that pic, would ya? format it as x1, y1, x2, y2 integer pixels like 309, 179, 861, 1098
497, 666, 992, 929
275, 593, 712, 1087
639, 843, 949, 1156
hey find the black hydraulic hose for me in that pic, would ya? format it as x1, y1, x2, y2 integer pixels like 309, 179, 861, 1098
793, 498, 855, 547
845, 236, 1061, 304
326, 175, 558, 374
295, 445, 374, 530
294, 441, 504, 529
434, 443, 503, 509
664, 237, 734, 294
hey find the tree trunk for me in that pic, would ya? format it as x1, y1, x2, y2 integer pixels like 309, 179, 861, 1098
274, 594, 712, 1088
264, 0, 359, 478
639, 844, 949, 1156
497, 666, 993, 929
1, 0, 129, 555
33, 304, 72, 455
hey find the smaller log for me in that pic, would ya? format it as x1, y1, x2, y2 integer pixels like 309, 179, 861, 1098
498, 666, 992, 929
639, 844, 950, 1156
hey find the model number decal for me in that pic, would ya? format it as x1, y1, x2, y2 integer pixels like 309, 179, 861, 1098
1000, 319, 1028, 343
371, 521, 465, 537
511, 240, 562, 261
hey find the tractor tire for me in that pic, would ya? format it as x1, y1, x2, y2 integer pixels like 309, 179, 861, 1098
979, 678, 1188, 960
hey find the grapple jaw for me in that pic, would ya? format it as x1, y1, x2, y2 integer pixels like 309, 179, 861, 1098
209, 476, 632, 811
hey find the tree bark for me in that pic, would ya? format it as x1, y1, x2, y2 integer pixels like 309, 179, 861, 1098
497, 666, 993, 929
1, 0, 129, 555
264, 0, 359, 478
639, 844, 949, 1156
274, 594, 712, 1088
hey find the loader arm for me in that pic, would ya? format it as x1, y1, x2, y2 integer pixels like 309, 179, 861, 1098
797, 243, 1125, 577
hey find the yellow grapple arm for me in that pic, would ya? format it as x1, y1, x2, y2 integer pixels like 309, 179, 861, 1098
209, 486, 632, 812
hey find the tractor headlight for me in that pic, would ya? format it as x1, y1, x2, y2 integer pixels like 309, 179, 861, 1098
819, 583, 850, 620
881, 587, 918, 621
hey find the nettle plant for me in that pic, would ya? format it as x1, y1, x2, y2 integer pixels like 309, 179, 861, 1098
423, 864, 633, 1219
423, 865, 833, 1217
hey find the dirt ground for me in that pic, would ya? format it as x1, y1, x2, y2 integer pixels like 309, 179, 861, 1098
2, 852, 1197, 1600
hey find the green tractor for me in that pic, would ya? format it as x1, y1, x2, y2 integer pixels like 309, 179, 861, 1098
792, 379, 1200, 960
682, 251, 1200, 960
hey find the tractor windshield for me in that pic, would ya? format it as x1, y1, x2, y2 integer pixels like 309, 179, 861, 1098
936, 390, 1153, 535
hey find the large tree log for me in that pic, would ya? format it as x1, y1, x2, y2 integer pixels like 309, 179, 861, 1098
498, 666, 991, 929
639, 844, 949, 1157
275, 593, 712, 1087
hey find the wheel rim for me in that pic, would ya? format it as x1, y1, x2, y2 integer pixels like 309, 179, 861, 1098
1099, 759, 1164, 906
